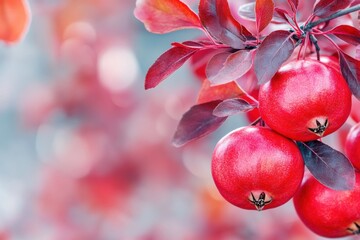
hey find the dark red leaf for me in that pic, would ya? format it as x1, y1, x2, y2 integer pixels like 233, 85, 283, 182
327, 25, 360, 46
172, 101, 227, 147
254, 30, 294, 84
351, 0, 360, 6
287, 0, 299, 12
145, 45, 199, 89
199, 0, 253, 48
294, 0, 317, 22
190, 47, 221, 79
208, 50, 253, 86
297, 141, 355, 190
313, 0, 352, 18
134, 0, 202, 34
239, 3, 285, 23
235, 67, 258, 93
206, 51, 232, 80
274, 7, 294, 25
172, 41, 204, 48
213, 98, 257, 117
255, 0, 275, 34
339, 51, 360, 100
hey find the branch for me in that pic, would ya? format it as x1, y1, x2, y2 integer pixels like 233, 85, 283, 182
304, 4, 360, 31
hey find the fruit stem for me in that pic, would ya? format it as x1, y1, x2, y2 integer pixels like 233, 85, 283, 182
304, 4, 360, 31
309, 34, 320, 60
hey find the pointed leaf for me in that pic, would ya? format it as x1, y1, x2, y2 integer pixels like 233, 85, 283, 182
255, 0, 274, 34
208, 50, 253, 86
339, 51, 360, 100
287, 0, 299, 11
199, 0, 253, 48
313, 0, 352, 18
235, 67, 258, 93
327, 25, 360, 46
173, 41, 204, 48
0, 0, 31, 43
206, 51, 232, 80
254, 30, 294, 84
297, 141, 355, 190
134, 0, 202, 34
172, 101, 227, 147
216, 0, 253, 39
197, 79, 245, 104
274, 7, 294, 25
145, 45, 199, 89
213, 98, 256, 117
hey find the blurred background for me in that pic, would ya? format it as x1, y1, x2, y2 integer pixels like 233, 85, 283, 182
0, 0, 357, 239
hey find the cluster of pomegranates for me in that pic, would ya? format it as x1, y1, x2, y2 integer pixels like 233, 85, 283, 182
211, 58, 360, 238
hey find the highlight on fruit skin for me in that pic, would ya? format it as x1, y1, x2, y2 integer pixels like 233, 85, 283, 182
0, 0, 31, 44
211, 126, 304, 211
258, 59, 352, 142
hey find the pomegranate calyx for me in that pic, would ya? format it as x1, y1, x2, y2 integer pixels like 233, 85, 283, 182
248, 192, 272, 211
347, 222, 360, 235
308, 118, 329, 137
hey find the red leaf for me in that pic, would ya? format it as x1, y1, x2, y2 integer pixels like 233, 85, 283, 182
287, 0, 299, 12
0, 0, 31, 43
339, 51, 360, 100
327, 25, 360, 46
313, 0, 352, 18
197, 79, 244, 104
208, 50, 253, 86
297, 141, 355, 190
254, 30, 294, 84
216, 0, 253, 38
199, 0, 253, 48
351, 0, 360, 6
206, 51, 232, 80
239, 3, 288, 24
145, 45, 199, 89
172, 101, 227, 147
274, 7, 294, 25
134, 0, 202, 34
213, 98, 256, 117
255, 0, 274, 34
197, 79, 245, 104
235, 67, 258, 93
189, 47, 220, 80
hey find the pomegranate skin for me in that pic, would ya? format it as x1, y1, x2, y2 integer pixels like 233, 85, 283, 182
293, 173, 360, 238
258, 59, 352, 142
345, 122, 360, 171
211, 126, 304, 211
350, 96, 360, 123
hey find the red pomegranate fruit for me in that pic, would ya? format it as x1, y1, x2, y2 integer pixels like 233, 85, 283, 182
258, 59, 352, 142
345, 122, 360, 171
293, 173, 360, 238
211, 126, 304, 211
